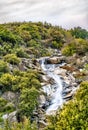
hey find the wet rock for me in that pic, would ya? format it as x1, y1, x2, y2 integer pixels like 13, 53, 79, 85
62, 88, 72, 95
41, 82, 48, 86
63, 93, 73, 100
40, 75, 54, 85
40, 75, 50, 82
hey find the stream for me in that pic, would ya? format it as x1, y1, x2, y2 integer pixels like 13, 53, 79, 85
39, 57, 78, 115
40, 58, 64, 115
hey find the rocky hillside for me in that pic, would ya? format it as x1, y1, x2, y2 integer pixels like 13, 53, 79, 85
0, 22, 88, 130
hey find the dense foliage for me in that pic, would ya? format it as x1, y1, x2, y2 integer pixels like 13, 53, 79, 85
0, 22, 88, 129
70, 27, 88, 39
0, 118, 38, 130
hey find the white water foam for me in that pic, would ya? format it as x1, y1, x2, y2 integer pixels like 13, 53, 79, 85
40, 58, 63, 115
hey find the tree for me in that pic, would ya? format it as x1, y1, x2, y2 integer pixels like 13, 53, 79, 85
70, 27, 88, 39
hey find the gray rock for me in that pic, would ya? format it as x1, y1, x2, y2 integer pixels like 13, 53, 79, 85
46, 57, 60, 64
2, 111, 17, 123
39, 95, 46, 107
2, 91, 16, 102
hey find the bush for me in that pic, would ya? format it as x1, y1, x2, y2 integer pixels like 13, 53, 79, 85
16, 48, 29, 58
3, 103, 15, 113
0, 73, 16, 92
19, 87, 39, 117
0, 118, 38, 130
0, 61, 9, 75
62, 43, 76, 56
0, 97, 7, 112
4, 54, 20, 65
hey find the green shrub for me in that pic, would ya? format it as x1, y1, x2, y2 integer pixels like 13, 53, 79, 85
0, 73, 16, 92
0, 97, 7, 112
19, 87, 39, 117
0, 61, 9, 75
52, 41, 62, 48
0, 118, 38, 130
0, 29, 16, 44
16, 48, 29, 58
4, 54, 20, 65
3, 103, 15, 113
62, 43, 76, 56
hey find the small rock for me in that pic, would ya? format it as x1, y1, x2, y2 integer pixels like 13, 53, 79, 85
2, 111, 17, 123
2, 91, 16, 102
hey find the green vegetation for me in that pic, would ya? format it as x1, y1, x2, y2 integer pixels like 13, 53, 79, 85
4, 54, 21, 65
0, 60, 9, 76
45, 81, 88, 130
62, 38, 88, 56
62, 42, 76, 56
70, 27, 88, 39
0, 22, 88, 129
0, 118, 38, 130
0, 70, 41, 118
19, 87, 39, 117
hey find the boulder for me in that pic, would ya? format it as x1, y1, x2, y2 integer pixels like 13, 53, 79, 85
46, 57, 61, 64
2, 111, 17, 123
60, 65, 76, 72
40, 75, 54, 84
39, 95, 46, 107
63, 93, 73, 100
54, 67, 67, 76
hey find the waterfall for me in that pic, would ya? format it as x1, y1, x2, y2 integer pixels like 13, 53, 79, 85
40, 58, 63, 115
46, 73, 63, 114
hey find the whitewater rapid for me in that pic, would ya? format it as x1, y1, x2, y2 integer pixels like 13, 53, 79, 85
40, 58, 63, 115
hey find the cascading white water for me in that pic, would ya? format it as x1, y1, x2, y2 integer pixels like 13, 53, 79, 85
41, 58, 47, 71
40, 58, 63, 115
46, 73, 63, 114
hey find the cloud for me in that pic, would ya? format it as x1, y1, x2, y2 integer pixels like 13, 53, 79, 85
0, 0, 88, 29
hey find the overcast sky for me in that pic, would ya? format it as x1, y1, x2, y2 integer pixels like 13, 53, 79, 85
0, 0, 88, 29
